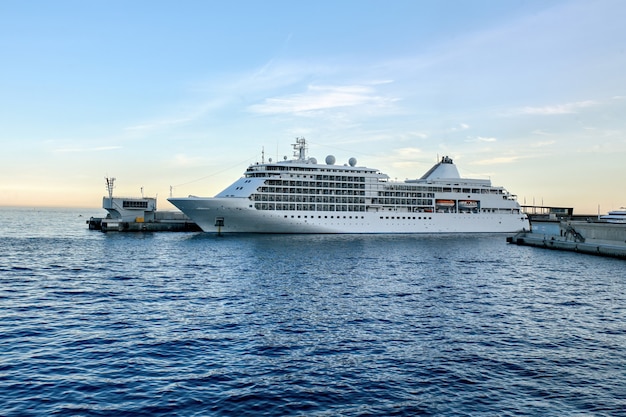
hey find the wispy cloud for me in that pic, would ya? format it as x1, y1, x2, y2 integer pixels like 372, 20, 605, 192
531, 129, 553, 136
124, 117, 194, 132
394, 147, 423, 159
530, 140, 556, 148
474, 156, 520, 165
170, 153, 208, 167
466, 136, 497, 143
53, 146, 122, 153
519, 100, 597, 115
446, 123, 470, 132
249, 84, 397, 115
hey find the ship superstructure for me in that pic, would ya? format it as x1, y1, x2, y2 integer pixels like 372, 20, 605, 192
168, 138, 529, 233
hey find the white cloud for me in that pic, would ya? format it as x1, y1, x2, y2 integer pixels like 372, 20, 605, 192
519, 100, 597, 115
467, 136, 497, 143
249, 84, 397, 115
446, 123, 470, 132
394, 147, 423, 159
530, 140, 556, 148
474, 156, 520, 165
531, 129, 552, 136
171, 153, 207, 167
53, 145, 122, 153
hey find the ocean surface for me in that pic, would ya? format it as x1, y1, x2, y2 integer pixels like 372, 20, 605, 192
1, 207, 624, 416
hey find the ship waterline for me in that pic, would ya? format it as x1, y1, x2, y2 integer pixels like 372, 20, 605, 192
168, 138, 529, 234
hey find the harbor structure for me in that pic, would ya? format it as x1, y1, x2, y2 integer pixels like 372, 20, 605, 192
87, 177, 200, 232
508, 210, 626, 259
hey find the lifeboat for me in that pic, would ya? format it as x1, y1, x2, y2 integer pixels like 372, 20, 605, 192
435, 199, 455, 207
458, 200, 478, 209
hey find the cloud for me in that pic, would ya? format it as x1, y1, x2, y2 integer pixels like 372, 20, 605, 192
406, 131, 428, 140
122, 102, 223, 133
249, 84, 397, 115
467, 136, 497, 143
124, 117, 194, 132
474, 156, 520, 165
394, 147, 423, 159
530, 140, 556, 148
519, 100, 597, 115
53, 145, 122, 153
446, 123, 470, 132
531, 129, 552, 136
171, 153, 208, 167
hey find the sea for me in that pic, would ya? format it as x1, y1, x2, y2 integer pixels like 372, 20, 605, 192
1, 207, 624, 417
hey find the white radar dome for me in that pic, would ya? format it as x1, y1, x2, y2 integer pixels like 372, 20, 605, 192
348, 157, 357, 167
309, 157, 317, 164
325, 155, 336, 165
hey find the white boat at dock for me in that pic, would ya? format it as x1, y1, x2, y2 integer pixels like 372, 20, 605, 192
599, 208, 626, 224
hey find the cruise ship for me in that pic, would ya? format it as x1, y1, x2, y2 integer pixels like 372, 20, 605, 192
168, 138, 529, 234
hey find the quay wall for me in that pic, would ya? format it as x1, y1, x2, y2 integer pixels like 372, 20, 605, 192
508, 220, 626, 259
565, 222, 626, 243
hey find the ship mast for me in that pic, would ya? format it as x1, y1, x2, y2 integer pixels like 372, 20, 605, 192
293, 137, 307, 161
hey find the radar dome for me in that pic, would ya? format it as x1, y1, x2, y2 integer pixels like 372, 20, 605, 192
309, 157, 317, 164
325, 155, 336, 165
348, 157, 357, 167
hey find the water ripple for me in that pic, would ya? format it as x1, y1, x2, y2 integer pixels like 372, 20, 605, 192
0, 209, 624, 416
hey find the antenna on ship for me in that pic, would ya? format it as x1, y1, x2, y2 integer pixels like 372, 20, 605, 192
261, 146, 265, 164
293, 137, 307, 161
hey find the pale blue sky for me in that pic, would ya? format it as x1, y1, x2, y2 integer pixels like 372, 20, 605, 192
1, 0, 624, 213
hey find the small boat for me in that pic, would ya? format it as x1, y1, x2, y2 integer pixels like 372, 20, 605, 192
599, 208, 626, 223
435, 199, 456, 207
458, 200, 479, 210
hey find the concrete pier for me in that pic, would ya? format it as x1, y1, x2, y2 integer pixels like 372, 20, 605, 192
88, 211, 201, 232
87, 177, 202, 232
508, 221, 626, 259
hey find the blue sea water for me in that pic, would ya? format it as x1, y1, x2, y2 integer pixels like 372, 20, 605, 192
1, 207, 624, 416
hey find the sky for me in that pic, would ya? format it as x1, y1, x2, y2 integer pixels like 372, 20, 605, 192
1, 0, 625, 214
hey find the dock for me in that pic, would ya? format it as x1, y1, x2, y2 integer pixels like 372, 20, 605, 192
508, 216, 626, 259
87, 177, 201, 232
87, 211, 201, 232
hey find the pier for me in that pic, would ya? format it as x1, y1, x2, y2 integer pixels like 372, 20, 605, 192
88, 211, 201, 232
87, 177, 201, 232
507, 207, 626, 259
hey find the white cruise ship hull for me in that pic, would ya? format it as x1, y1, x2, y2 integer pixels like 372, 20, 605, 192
169, 197, 529, 234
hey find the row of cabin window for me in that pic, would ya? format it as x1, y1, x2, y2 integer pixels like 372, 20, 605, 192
254, 203, 366, 212
285, 215, 366, 219
264, 181, 366, 189
263, 177, 366, 185
378, 192, 435, 198
254, 195, 365, 203
248, 165, 368, 175
382, 185, 505, 195
257, 187, 365, 195
371, 198, 433, 206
